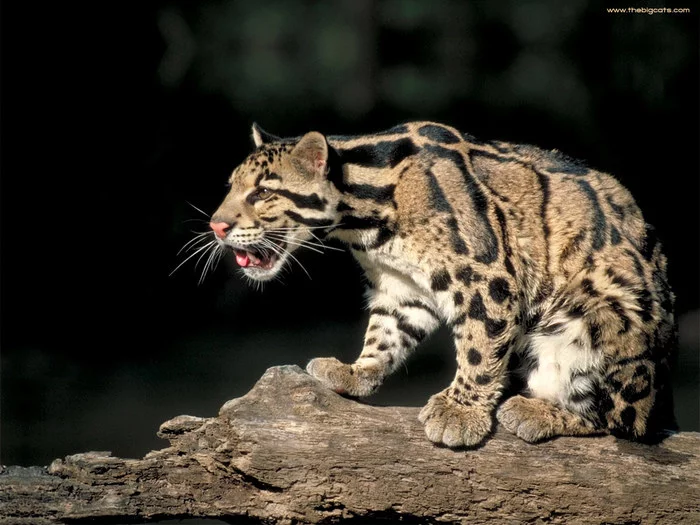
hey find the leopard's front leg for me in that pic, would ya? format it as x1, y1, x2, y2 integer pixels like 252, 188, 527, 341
307, 281, 441, 397
418, 271, 519, 447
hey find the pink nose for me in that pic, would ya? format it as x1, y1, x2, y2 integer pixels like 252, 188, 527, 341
209, 221, 231, 239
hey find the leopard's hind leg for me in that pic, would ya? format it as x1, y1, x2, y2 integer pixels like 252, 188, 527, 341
497, 308, 606, 442
575, 266, 674, 440
601, 338, 676, 441
500, 268, 675, 443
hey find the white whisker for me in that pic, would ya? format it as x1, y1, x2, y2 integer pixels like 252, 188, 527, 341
307, 230, 328, 245
186, 201, 210, 218
267, 233, 344, 253
260, 238, 311, 280
199, 243, 222, 285
194, 241, 216, 270
266, 235, 324, 255
267, 224, 337, 232
255, 240, 279, 260
213, 246, 226, 270
170, 241, 216, 276
178, 231, 213, 255
198, 248, 214, 285
258, 237, 285, 258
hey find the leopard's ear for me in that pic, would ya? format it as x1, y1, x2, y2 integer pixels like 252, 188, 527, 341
291, 131, 328, 177
251, 123, 282, 147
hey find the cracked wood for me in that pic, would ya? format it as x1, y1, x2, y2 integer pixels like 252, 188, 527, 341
1, 365, 698, 524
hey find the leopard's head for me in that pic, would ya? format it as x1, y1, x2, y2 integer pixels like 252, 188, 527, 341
208, 124, 340, 282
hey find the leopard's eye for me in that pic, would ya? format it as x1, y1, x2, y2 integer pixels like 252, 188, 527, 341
247, 187, 272, 205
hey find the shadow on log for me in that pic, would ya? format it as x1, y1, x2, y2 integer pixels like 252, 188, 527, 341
1, 365, 699, 524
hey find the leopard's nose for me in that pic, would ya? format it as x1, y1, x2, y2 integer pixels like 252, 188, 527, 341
209, 221, 232, 239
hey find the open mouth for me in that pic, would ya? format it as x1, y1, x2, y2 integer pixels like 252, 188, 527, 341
233, 247, 278, 270
231, 239, 287, 273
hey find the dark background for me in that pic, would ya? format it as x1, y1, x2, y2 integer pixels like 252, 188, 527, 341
2, 0, 698, 469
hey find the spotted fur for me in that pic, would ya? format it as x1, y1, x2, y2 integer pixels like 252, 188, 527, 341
209, 121, 676, 446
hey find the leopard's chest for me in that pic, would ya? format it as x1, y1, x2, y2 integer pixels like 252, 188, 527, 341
357, 242, 429, 288
353, 240, 466, 323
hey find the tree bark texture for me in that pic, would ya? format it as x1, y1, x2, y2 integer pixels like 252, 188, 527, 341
1, 365, 698, 524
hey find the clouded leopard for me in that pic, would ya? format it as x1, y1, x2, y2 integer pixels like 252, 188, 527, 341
206, 121, 676, 446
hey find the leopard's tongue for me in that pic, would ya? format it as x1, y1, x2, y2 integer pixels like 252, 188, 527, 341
235, 251, 250, 267
235, 250, 264, 268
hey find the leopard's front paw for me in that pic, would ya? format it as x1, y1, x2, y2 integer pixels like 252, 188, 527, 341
306, 357, 382, 397
418, 391, 494, 448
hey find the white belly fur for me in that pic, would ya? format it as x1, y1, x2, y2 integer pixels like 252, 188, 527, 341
525, 316, 603, 408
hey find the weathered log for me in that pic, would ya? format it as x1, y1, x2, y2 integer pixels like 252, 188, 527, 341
1, 365, 698, 524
